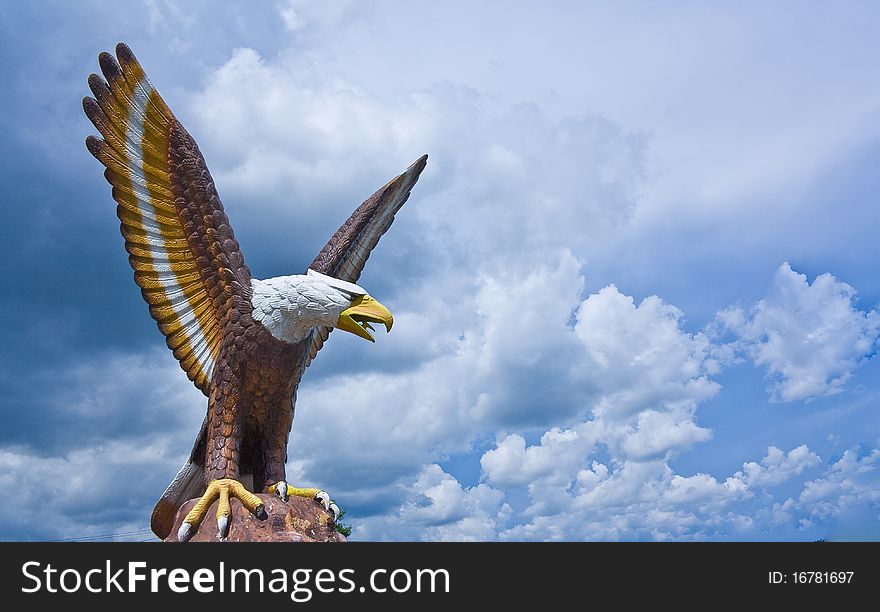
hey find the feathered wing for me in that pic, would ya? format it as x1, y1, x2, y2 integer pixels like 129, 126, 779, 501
83, 44, 251, 394
305, 155, 428, 367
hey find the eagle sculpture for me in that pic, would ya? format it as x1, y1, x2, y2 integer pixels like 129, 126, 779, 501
82, 44, 427, 541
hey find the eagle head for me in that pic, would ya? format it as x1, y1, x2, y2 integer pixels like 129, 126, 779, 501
250, 269, 394, 344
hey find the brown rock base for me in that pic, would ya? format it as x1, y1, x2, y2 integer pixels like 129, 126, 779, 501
165, 493, 346, 542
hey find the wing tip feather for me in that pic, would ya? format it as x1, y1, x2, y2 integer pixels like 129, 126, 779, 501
412, 153, 429, 171
84, 134, 104, 159
98, 51, 122, 82
84, 42, 232, 400
82, 96, 99, 121
115, 42, 136, 64
87, 73, 107, 95
399, 153, 428, 188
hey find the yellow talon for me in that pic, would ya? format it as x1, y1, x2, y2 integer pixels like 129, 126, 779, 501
267, 481, 335, 518
290, 486, 322, 498
177, 478, 266, 542
216, 485, 231, 536
225, 479, 264, 513
268, 483, 321, 499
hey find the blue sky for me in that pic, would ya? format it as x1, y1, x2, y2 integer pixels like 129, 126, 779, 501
1, 1, 879, 541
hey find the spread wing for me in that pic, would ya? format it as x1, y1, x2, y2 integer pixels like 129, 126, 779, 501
305, 155, 428, 367
83, 44, 250, 394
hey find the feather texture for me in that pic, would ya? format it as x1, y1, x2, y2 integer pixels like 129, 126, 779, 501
305, 154, 428, 367
83, 44, 251, 394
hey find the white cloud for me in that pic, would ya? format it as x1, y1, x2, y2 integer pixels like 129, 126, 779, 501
287, 251, 728, 531
483, 442, 837, 541
572, 286, 720, 464
290, 249, 878, 540
494, 458, 751, 542
575, 288, 723, 421
482, 428, 592, 489
277, 0, 304, 31
289, 252, 591, 518
188, 46, 646, 279
0, 350, 205, 541
619, 407, 713, 461
732, 445, 822, 488
715, 263, 880, 401
301, 248, 747, 539
797, 447, 880, 525
354, 465, 508, 542
0, 441, 175, 541
746, 445, 880, 538
474, 277, 725, 528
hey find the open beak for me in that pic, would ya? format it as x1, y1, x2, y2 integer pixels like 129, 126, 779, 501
335, 294, 394, 342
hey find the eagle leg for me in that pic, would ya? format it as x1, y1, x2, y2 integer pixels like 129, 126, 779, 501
177, 478, 267, 542
267, 481, 340, 521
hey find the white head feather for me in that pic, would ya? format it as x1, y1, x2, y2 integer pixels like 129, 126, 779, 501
251, 273, 364, 344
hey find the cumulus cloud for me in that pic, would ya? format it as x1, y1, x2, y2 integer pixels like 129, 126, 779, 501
353, 465, 509, 541
475, 275, 724, 525
493, 458, 751, 541
187, 46, 646, 280
0, 441, 175, 541
575, 288, 723, 419
289, 253, 591, 516
732, 445, 822, 488
573, 286, 720, 463
482, 429, 588, 489
753, 445, 880, 537
288, 251, 728, 532
0, 349, 203, 540
301, 246, 755, 539
796, 447, 880, 526
714, 263, 880, 402
476, 441, 836, 541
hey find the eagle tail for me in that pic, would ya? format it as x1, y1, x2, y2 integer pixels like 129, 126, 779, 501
150, 460, 205, 540
150, 417, 209, 540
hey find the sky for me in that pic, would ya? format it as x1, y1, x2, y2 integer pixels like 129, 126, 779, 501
1, 1, 879, 541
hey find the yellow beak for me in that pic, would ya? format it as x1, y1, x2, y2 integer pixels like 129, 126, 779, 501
335, 294, 394, 342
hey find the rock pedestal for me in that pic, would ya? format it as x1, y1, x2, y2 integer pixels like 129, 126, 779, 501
164, 493, 346, 542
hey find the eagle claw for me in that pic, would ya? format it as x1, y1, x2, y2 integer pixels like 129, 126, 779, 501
177, 478, 265, 542
316, 490, 331, 511
267, 483, 338, 521
272, 480, 290, 502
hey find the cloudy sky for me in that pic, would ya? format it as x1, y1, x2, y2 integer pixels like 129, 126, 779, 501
1, 1, 879, 541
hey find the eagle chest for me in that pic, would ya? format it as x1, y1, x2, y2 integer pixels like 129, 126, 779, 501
216, 319, 309, 427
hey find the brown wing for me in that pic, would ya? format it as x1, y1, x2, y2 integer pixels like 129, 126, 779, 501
305, 155, 428, 367
83, 44, 251, 394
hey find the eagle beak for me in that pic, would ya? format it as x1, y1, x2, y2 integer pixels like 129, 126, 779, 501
336, 294, 394, 342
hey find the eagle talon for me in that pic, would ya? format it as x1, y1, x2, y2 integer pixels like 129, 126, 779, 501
271, 480, 290, 502
177, 478, 264, 542
316, 491, 331, 511
217, 515, 229, 539
178, 522, 194, 543
266, 483, 337, 517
